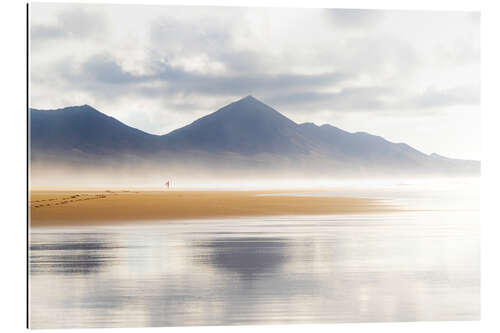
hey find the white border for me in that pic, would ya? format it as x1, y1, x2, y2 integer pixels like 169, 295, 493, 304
1, 0, 499, 332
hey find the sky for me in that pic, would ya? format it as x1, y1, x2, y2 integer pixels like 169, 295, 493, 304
29, 3, 480, 160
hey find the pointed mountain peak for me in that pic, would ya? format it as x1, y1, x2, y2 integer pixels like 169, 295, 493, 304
241, 94, 257, 101
216, 95, 294, 123
227, 95, 285, 115
235, 95, 265, 105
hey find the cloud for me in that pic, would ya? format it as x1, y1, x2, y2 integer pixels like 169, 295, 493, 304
323, 8, 385, 29
268, 84, 480, 112
150, 16, 232, 55
30, 25, 66, 40
267, 87, 393, 111
408, 85, 480, 109
30, 8, 108, 46
148, 14, 269, 74
54, 53, 353, 101
53, 51, 479, 115
153, 63, 352, 96
80, 54, 146, 84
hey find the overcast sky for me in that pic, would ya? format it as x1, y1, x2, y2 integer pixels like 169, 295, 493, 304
30, 3, 480, 160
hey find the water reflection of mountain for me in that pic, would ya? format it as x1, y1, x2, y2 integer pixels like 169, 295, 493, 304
195, 237, 290, 278
29, 235, 119, 275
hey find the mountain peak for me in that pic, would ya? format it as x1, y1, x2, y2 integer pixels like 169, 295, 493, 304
70, 104, 101, 113
241, 94, 256, 101
220, 96, 295, 124
235, 95, 265, 106
163, 95, 306, 154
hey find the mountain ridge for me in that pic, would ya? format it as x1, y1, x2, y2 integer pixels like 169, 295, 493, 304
29, 96, 480, 176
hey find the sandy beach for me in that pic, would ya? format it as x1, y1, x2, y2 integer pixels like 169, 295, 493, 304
29, 189, 392, 227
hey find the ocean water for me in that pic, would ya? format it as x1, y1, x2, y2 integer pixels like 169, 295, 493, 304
29, 180, 480, 328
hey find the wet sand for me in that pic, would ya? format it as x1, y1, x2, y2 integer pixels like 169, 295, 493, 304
29, 189, 392, 227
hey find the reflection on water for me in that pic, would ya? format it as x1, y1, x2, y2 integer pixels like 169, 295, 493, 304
29, 182, 480, 328
30, 235, 122, 275
197, 237, 289, 278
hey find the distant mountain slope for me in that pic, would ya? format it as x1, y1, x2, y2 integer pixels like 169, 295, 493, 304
30, 105, 162, 156
298, 122, 428, 163
163, 96, 317, 155
163, 96, 426, 162
29, 97, 480, 176
160, 96, 458, 172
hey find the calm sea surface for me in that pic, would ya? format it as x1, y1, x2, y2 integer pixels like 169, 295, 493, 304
29, 181, 480, 328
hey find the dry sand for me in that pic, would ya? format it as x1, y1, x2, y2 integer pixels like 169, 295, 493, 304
29, 189, 393, 227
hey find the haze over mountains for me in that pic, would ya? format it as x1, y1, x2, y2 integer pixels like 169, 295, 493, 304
29, 96, 479, 185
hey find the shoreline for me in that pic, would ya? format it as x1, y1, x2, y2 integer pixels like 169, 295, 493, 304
29, 189, 394, 227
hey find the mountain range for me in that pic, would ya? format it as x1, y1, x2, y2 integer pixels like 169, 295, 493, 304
29, 95, 480, 177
